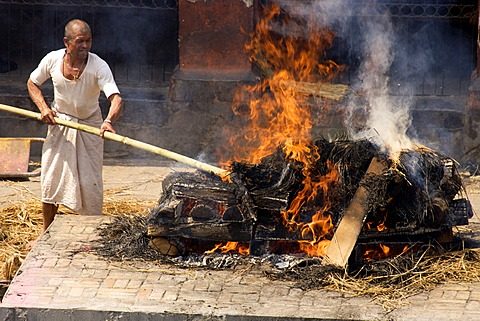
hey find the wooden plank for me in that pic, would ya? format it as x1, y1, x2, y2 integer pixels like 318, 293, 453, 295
322, 157, 388, 268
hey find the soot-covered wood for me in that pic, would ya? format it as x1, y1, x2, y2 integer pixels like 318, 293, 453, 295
147, 139, 468, 248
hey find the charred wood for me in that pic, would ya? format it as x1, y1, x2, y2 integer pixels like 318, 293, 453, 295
147, 139, 471, 256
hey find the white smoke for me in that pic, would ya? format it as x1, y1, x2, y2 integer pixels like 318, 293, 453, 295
275, 0, 417, 157
276, 0, 353, 33
346, 13, 414, 156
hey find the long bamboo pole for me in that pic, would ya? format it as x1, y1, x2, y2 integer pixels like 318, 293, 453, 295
0, 103, 230, 178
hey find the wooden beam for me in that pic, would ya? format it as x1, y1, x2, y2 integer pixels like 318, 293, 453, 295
322, 157, 388, 268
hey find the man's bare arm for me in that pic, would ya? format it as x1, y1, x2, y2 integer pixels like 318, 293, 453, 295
27, 78, 56, 125
100, 93, 123, 135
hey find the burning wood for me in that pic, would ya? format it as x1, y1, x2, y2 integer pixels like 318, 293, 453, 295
147, 139, 472, 262
275, 80, 349, 101
247, 2, 348, 102
146, 2, 470, 263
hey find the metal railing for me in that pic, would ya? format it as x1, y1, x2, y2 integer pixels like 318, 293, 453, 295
0, 0, 178, 9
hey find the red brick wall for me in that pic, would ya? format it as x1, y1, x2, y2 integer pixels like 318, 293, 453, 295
178, 0, 254, 71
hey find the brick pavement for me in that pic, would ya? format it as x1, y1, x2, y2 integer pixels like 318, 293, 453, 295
2, 165, 480, 320
0, 215, 384, 320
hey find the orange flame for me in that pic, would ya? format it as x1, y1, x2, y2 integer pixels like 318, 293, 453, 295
205, 242, 250, 256
363, 244, 390, 262
217, 3, 345, 257
280, 160, 339, 257
377, 221, 387, 232
223, 2, 344, 165
363, 244, 410, 262
366, 213, 389, 232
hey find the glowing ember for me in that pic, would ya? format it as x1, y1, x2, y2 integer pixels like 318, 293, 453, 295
205, 242, 250, 256
366, 214, 388, 232
363, 244, 411, 262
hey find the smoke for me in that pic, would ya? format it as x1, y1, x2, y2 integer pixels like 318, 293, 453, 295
275, 0, 419, 157
345, 12, 414, 156
277, 0, 353, 30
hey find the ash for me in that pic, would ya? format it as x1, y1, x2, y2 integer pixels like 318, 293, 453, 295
93, 213, 324, 271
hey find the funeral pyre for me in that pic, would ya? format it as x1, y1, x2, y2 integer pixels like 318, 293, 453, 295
92, 1, 479, 311
146, 139, 472, 264
146, 1, 473, 263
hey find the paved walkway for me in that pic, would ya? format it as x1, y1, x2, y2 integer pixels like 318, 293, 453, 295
2, 163, 480, 320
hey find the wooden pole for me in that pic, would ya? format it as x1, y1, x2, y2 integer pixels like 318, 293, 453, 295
322, 157, 388, 268
0, 103, 230, 178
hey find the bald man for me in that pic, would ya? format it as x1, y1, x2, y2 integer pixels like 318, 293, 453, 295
27, 19, 123, 233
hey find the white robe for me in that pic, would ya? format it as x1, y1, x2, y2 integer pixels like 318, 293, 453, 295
30, 49, 120, 215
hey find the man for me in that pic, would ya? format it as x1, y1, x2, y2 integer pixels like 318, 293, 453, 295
27, 19, 123, 232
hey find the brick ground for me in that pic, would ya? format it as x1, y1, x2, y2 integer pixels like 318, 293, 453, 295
2, 163, 480, 320
0, 215, 384, 320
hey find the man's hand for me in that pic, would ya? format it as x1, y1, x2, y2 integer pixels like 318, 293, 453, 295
40, 107, 57, 125
101, 93, 122, 137
100, 120, 115, 136
27, 78, 57, 125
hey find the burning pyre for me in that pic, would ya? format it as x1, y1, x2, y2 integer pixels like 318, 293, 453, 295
93, 1, 478, 311
146, 1, 472, 263
147, 139, 471, 262
94, 0, 474, 274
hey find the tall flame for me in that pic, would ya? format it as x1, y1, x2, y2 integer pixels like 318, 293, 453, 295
283, 160, 338, 257
220, 3, 346, 257
224, 3, 344, 165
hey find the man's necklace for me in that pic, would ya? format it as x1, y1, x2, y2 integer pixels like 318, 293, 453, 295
63, 58, 86, 81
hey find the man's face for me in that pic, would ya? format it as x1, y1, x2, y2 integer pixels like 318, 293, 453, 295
64, 31, 92, 60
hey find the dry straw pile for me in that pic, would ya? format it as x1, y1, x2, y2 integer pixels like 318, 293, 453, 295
267, 241, 480, 311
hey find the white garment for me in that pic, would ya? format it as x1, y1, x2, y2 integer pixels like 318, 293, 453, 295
30, 49, 120, 215
30, 49, 119, 119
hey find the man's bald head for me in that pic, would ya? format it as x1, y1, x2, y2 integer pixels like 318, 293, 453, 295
64, 19, 91, 42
